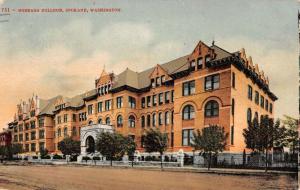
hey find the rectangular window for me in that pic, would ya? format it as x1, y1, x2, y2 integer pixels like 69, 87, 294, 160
31, 131, 36, 140
147, 115, 151, 127
63, 114, 68, 122
248, 85, 253, 100
232, 72, 235, 88
19, 134, 23, 142
147, 96, 151, 107
141, 97, 145, 108
39, 130, 45, 139
151, 78, 155, 88
72, 114, 76, 122
128, 96, 136, 108
161, 75, 165, 83
205, 74, 220, 91
117, 97, 123, 108
25, 144, 29, 152
270, 103, 273, 113
165, 91, 170, 103
97, 102, 103, 113
30, 121, 36, 129
255, 91, 259, 104
38, 118, 44, 127
57, 116, 61, 124
158, 93, 163, 105
190, 60, 196, 70
156, 77, 161, 86
260, 96, 265, 108
105, 100, 112, 111
152, 95, 157, 106
171, 90, 174, 102
197, 58, 203, 69
25, 133, 29, 141
25, 123, 29, 130
205, 56, 211, 63
18, 124, 23, 132
88, 105, 93, 115
183, 80, 195, 96
182, 129, 194, 146
31, 143, 36, 152
265, 99, 269, 111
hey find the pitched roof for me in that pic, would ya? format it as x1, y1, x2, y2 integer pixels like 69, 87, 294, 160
37, 43, 236, 115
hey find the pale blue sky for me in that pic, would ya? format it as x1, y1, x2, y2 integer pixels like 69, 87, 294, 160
0, 0, 298, 128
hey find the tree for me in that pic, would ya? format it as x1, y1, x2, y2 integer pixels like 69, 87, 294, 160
243, 115, 284, 172
191, 125, 228, 170
124, 136, 136, 167
95, 132, 127, 166
40, 148, 49, 159
0, 146, 6, 162
58, 137, 81, 157
277, 115, 299, 154
143, 128, 168, 169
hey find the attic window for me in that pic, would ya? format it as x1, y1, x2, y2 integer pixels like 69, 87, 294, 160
205, 56, 211, 63
156, 77, 161, 86
161, 75, 165, 83
197, 58, 203, 69
151, 79, 155, 88
190, 60, 195, 70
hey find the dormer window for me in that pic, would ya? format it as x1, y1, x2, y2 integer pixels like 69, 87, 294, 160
156, 77, 161, 86
205, 56, 211, 63
161, 75, 165, 83
151, 79, 155, 88
197, 58, 203, 69
190, 60, 195, 70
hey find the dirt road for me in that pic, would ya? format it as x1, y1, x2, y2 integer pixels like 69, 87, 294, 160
0, 165, 297, 190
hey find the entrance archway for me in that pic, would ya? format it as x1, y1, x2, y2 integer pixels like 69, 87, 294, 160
86, 136, 95, 153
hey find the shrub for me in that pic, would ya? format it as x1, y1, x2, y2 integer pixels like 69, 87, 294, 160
42, 155, 50, 159
164, 156, 170, 162
32, 156, 38, 159
93, 156, 101, 161
145, 156, 152, 161
70, 155, 78, 162
82, 156, 91, 161
53, 154, 63, 159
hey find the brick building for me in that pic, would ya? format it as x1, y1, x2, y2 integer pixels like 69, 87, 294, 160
7, 41, 277, 157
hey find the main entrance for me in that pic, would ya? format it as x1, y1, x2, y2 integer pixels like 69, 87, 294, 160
86, 136, 95, 153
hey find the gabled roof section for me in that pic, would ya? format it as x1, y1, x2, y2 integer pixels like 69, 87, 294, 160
113, 68, 139, 89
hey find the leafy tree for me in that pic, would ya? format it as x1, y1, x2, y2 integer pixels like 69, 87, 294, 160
243, 115, 284, 172
95, 132, 127, 166
277, 115, 299, 154
191, 125, 228, 170
124, 136, 137, 167
0, 146, 6, 162
58, 137, 81, 157
143, 128, 168, 169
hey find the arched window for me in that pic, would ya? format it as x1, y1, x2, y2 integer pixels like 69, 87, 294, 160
88, 120, 93, 125
165, 112, 170, 125
158, 112, 163, 125
147, 114, 151, 127
141, 116, 145, 128
152, 113, 156, 127
58, 128, 61, 137
105, 117, 111, 125
128, 115, 135, 128
254, 112, 258, 121
64, 127, 68, 137
182, 105, 195, 120
247, 108, 252, 124
117, 115, 123, 127
98, 118, 102, 124
205, 100, 219, 117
